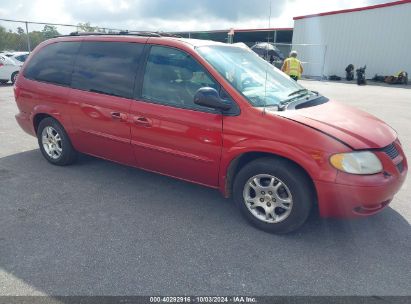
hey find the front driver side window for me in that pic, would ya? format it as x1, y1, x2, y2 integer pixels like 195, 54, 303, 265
141, 46, 219, 111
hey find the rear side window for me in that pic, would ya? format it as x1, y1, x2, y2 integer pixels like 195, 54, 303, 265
24, 42, 81, 86
71, 42, 144, 99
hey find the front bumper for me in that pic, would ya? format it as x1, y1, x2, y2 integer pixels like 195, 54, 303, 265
316, 142, 407, 217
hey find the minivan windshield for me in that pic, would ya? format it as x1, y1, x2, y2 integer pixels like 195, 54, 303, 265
197, 45, 312, 108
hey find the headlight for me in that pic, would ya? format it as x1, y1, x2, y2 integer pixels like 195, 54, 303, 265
330, 151, 383, 175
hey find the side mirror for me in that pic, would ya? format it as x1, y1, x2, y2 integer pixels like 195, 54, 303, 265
194, 87, 232, 111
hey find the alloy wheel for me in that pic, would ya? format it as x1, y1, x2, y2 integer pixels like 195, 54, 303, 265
41, 126, 63, 159
242, 174, 293, 223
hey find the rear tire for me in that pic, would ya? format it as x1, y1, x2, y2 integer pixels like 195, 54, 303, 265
37, 117, 77, 166
233, 157, 314, 234
11, 72, 18, 84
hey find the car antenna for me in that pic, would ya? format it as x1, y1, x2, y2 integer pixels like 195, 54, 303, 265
263, 0, 272, 115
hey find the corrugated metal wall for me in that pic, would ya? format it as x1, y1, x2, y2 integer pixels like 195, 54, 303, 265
292, 3, 411, 78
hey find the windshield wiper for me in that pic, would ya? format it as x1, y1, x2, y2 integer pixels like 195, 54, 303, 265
278, 89, 314, 111
280, 89, 309, 105
288, 88, 308, 97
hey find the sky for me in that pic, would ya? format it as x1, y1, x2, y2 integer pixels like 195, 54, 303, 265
0, 0, 397, 32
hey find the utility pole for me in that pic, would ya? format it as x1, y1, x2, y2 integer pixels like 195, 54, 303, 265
25, 21, 31, 52
227, 28, 234, 44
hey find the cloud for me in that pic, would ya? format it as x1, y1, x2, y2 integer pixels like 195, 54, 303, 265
0, 0, 395, 33
139, 0, 284, 21
62, 0, 285, 31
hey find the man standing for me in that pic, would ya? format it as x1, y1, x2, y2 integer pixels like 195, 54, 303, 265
281, 50, 303, 81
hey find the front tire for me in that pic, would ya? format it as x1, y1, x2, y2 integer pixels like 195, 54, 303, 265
37, 117, 77, 166
233, 157, 314, 234
11, 72, 18, 84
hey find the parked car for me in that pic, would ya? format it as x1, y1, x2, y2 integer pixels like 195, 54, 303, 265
0, 54, 21, 84
2, 51, 30, 64
14, 34, 408, 233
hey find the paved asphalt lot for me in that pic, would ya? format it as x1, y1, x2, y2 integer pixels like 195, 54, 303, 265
0, 80, 410, 296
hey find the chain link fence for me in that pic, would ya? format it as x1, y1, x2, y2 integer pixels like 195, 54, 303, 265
252, 42, 328, 79
285, 43, 327, 79
1, 20, 328, 80
0, 18, 125, 53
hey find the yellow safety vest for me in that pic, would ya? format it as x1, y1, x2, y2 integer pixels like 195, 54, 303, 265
285, 57, 301, 78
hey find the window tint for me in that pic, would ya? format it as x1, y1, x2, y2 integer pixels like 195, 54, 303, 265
24, 42, 81, 86
15, 54, 28, 62
141, 46, 219, 110
71, 42, 143, 99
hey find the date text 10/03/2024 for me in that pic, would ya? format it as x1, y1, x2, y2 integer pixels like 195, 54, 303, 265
149, 296, 257, 303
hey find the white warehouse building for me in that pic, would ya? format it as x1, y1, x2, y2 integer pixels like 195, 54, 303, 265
292, 0, 411, 79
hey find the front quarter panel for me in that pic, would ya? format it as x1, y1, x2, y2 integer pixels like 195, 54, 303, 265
219, 109, 351, 196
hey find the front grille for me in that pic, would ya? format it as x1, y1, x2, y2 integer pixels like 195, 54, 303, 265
397, 162, 404, 173
381, 143, 399, 159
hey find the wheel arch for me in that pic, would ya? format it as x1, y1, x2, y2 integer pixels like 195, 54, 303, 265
11, 70, 19, 81
31, 105, 66, 134
222, 150, 318, 203
33, 113, 54, 133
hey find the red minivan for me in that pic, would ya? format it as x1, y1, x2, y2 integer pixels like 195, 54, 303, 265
14, 33, 407, 233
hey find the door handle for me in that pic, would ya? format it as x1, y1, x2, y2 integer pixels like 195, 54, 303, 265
134, 116, 152, 127
111, 112, 127, 122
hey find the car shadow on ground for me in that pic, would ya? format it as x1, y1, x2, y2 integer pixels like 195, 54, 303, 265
0, 149, 410, 295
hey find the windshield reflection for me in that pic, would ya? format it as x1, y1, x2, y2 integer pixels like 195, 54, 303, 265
197, 45, 307, 107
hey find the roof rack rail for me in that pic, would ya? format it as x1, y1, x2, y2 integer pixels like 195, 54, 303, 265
118, 30, 162, 37
68, 31, 107, 36
61, 31, 182, 38
119, 30, 182, 38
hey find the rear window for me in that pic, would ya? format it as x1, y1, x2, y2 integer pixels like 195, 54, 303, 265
24, 42, 81, 86
15, 54, 28, 62
71, 41, 144, 99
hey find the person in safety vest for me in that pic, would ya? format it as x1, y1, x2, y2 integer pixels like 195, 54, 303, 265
281, 50, 303, 81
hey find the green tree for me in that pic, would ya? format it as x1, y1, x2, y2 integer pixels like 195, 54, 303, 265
0, 26, 7, 51
0, 25, 27, 51
17, 27, 25, 35
77, 22, 96, 32
42, 25, 60, 39
0, 24, 53, 52
30, 31, 46, 49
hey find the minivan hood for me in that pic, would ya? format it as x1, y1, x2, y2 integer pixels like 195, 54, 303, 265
276, 100, 396, 149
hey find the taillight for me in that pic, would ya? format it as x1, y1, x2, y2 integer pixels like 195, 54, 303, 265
0, 63, 3, 68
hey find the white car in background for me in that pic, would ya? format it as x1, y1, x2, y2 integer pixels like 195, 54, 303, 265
3, 51, 30, 64
0, 52, 28, 84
